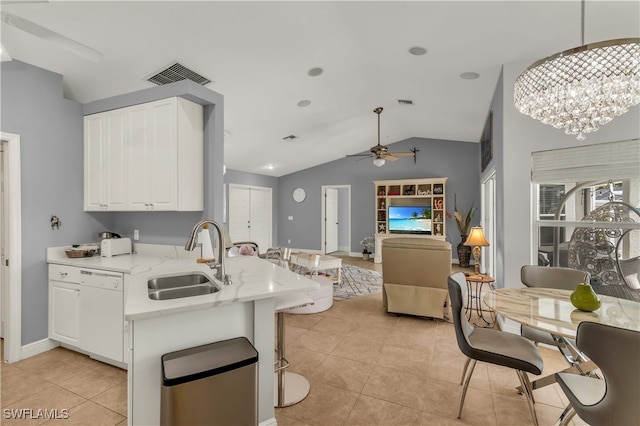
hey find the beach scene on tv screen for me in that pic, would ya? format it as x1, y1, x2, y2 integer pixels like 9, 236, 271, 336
388, 206, 432, 232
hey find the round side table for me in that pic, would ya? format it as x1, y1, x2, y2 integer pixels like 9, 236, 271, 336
465, 274, 496, 327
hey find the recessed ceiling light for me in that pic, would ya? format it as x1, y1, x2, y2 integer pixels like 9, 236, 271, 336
409, 46, 427, 56
460, 72, 480, 80
265, 165, 275, 170
307, 67, 323, 77
297, 100, 311, 107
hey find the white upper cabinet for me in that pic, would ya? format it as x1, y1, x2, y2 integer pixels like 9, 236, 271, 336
84, 110, 128, 210
84, 97, 204, 211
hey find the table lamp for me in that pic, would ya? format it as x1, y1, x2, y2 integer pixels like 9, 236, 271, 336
464, 227, 490, 276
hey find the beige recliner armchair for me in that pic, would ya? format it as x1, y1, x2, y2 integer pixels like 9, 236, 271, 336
382, 237, 452, 319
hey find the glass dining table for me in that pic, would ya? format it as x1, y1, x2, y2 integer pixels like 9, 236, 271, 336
483, 287, 640, 390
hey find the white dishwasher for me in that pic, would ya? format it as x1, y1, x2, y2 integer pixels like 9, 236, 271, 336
50, 264, 125, 364
79, 268, 124, 363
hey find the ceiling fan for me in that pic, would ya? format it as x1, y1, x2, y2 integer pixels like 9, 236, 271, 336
347, 107, 418, 167
0, 11, 103, 62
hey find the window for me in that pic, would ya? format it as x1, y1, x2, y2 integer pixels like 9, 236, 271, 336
531, 140, 640, 301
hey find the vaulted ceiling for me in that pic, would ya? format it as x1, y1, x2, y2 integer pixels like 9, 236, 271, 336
2, 1, 638, 176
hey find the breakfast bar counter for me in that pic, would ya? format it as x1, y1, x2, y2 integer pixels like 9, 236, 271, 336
47, 245, 319, 426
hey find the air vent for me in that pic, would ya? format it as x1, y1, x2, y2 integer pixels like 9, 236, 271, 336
283, 135, 297, 141
147, 62, 212, 86
397, 99, 414, 105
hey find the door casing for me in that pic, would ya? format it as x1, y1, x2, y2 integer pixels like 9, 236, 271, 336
1, 132, 22, 363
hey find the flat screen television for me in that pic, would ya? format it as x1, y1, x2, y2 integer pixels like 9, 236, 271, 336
388, 206, 432, 234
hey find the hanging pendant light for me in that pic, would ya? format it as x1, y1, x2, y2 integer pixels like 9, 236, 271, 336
514, 1, 640, 141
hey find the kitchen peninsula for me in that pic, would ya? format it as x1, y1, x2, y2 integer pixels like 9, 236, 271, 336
47, 244, 319, 425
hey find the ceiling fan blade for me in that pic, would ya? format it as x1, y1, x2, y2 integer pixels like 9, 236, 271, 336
385, 155, 399, 161
1, 11, 103, 62
346, 153, 373, 158
388, 152, 415, 157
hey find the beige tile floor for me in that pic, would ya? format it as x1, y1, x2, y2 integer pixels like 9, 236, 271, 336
1, 256, 585, 426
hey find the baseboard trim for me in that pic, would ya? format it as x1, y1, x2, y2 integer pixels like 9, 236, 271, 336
259, 417, 277, 426
21, 338, 59, 360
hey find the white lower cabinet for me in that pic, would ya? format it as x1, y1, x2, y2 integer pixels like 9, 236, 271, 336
49, 265, 125, 366
49, 280, 81, 346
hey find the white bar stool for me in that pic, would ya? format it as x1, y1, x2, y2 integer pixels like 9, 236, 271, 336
274, 292, 314, 407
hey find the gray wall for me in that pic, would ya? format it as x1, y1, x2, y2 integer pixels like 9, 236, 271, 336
491, 59, 640, 292
1, 61, 115, 344
277, 137, 480, 254
1, 61, 225, 345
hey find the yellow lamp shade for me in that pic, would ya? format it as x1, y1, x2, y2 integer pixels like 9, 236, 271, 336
464, 227, 489, 247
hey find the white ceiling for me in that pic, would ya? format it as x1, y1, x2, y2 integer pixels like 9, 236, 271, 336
1, 1, 639, 177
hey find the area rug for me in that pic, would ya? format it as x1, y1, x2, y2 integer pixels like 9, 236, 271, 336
333, 264, 383, 301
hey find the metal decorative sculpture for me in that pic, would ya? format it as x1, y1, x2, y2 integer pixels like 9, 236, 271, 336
567, 182, 640, 301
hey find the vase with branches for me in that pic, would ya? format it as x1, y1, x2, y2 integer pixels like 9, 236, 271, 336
446, 193, 476, 267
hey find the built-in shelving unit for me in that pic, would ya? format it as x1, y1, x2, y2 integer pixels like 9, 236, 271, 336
373, 178, 447, 263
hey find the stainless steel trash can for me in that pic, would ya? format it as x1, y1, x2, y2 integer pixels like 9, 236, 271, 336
160, 337, 258, 426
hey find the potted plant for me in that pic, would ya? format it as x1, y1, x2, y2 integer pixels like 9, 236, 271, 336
446, 193, 475, 267
360, 236, 375, 261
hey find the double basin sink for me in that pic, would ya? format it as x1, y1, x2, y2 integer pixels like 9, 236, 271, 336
148, 273, 220, 300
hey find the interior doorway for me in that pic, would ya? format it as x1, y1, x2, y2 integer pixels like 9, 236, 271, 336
481, 168, 497, 278
1, 132, 22, 363
321, 185, 351, 255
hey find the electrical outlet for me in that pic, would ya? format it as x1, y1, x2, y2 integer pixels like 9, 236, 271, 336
288, 216, 293, 221
287, 239, 291, 244
133, 229, 139, 240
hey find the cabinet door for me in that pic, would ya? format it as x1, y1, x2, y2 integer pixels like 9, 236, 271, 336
104, 111, 128, 210
84, 111, 128, 211
127, 99, 177, 210
147, 99, 177, 210
80, 286, 124, 363
49, 281, 80, 346
128, 105, 151, 210
84, 114, 105, 211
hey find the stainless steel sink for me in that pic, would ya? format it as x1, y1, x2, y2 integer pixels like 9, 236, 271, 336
149, 284, 219, 300
147, 273, 220, 301
148, 273, 212, 290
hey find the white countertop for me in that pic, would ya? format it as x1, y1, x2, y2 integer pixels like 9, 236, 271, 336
47, 245, 320, 321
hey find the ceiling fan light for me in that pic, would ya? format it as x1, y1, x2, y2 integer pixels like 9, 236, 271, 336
373, 157, 385, 167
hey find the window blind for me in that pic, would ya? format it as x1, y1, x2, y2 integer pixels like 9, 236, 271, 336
531, 139, 640, 184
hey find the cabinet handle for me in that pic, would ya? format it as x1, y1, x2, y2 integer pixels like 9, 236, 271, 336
59, 272, 68, 277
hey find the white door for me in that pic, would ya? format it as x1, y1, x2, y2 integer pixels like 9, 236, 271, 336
0, 147, 4, 338
228, 185, 272, 253
249, 189, 270, 253
229, 186, 251, 242
325, 188, 339, 253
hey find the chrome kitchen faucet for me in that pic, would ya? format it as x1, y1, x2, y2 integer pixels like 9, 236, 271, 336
185, 220, 232, 285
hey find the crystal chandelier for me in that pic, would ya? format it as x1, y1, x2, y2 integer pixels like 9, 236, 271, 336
514, 2, 640, 141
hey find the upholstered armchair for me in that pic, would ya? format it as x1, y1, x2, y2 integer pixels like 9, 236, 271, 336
382, 237, 452, 319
